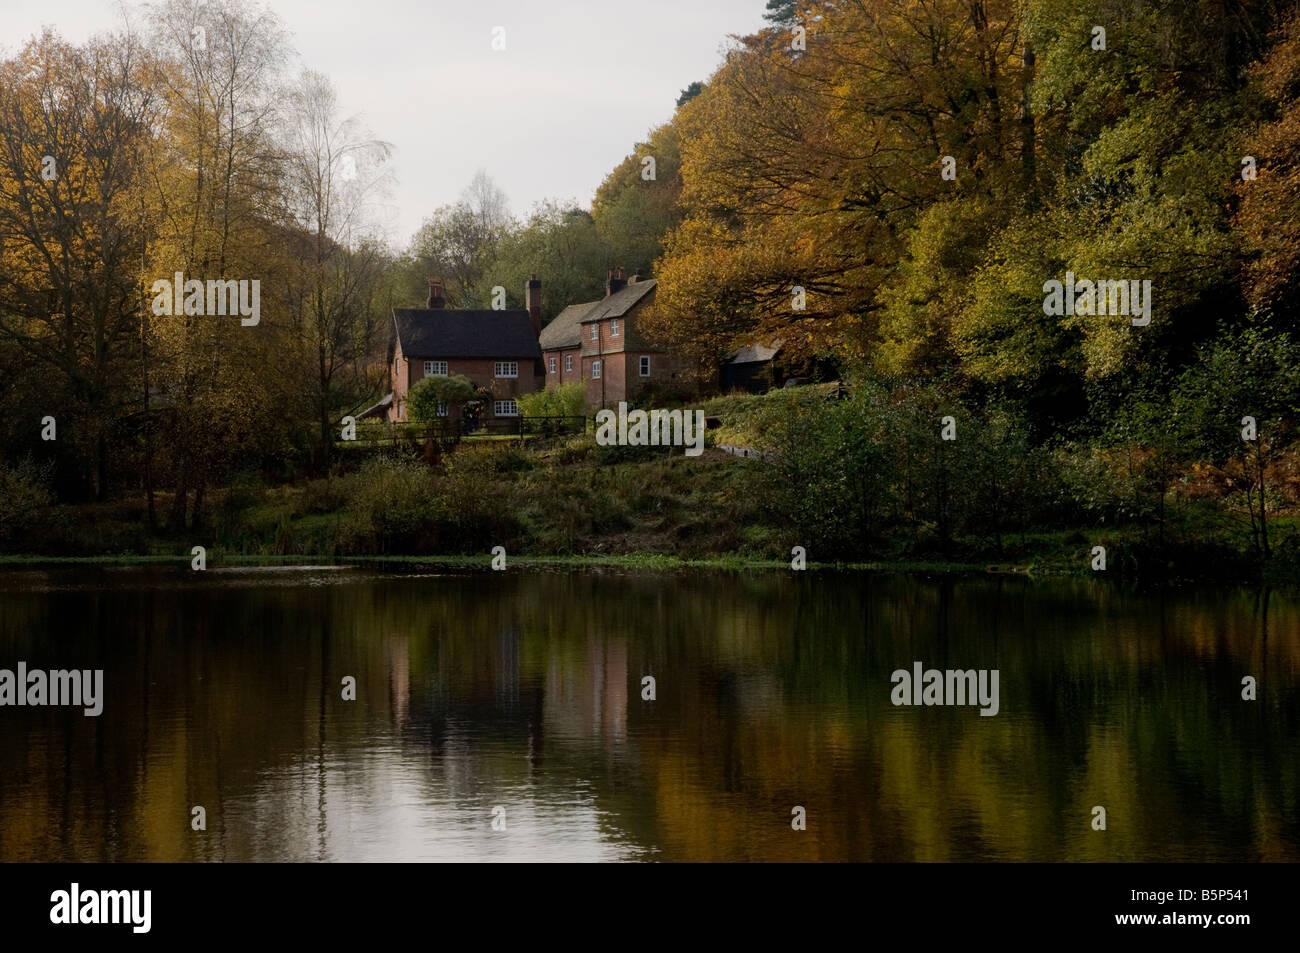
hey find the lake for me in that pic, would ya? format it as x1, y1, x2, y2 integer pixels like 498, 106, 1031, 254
0, 566, 1295, 862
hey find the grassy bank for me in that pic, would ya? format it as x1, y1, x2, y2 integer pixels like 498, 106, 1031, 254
6, 382, 1300, 586
3, 436, 1298, 584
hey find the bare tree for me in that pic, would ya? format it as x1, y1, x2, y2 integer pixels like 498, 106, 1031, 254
281, 68, 393, 462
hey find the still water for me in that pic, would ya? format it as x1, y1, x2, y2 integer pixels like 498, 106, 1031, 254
0, 566, 1295, 862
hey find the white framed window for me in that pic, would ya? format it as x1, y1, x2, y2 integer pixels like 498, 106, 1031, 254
590, 324, 598, 341
565, 354, 573, 372
494, 361, 518, 378
639, 355, 650, 377
610, 318, 620, 337
592, 360, 602, 380
494, 399, 520, 417
436, 404, 448, 417
548, 357, 557, 374
424, 360, 447, 376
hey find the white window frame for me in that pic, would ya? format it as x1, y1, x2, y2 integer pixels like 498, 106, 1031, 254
424, 360, 447, 377
494, 361, 518, 379
494, 399, 520, 417
610, 318, 620, 338
548, 356, 557, 374
639, 355, 650, 377
591, 360, 602, 380
436, 404, 449, 417
589, 324, 598, 341
565, 354, 573, 372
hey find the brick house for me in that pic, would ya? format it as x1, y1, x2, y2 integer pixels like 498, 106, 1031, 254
541, 269, 691, 408
537, 300, 592, 387
387, 277, 544, 424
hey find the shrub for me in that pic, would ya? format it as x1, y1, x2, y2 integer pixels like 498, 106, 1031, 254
518, 381, 587, 419
337, 457, 440, 552
293, 476, 351, 516
409, 374, 477, 425
0, 457, 53, 542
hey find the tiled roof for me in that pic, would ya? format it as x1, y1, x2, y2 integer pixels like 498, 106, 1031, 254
393, 309, 541, 360
579, 279, 656, 323
539, 301, 599, 350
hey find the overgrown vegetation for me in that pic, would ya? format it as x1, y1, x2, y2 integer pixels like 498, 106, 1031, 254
8, 389, 1300, 585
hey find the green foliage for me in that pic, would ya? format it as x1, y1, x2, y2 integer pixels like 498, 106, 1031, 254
591, 123, 683, 277
517, 381, 587, 418
1171, 328, 1300, 465
751, 380, 1063, 559
676, 81, 704, 109
762, 1, 801, 28
473, 202, 607, 318
408, 374, 477, 425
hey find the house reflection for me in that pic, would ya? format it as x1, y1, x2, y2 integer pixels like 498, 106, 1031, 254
544, 635, 628, 742
387, 632, 409, 728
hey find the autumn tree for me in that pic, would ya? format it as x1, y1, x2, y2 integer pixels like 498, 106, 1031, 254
0, 29, 162, 499
1237, 9, 1300, 323
651, 0, 1027, 370
144, 0, 296, 528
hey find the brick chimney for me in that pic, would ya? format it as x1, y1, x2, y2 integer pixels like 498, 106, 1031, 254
605, 268, 627, 298
525, 274, 542, 337
426, 278, 445, 310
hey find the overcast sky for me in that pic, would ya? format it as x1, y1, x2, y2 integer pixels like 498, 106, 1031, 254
0, 0, 768, 246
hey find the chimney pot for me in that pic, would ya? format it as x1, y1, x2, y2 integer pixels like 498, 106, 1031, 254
427, 278, 445, 309
605, 268, 627, 298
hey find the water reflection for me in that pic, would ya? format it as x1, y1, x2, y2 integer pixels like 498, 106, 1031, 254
0, 567, 1294, 861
